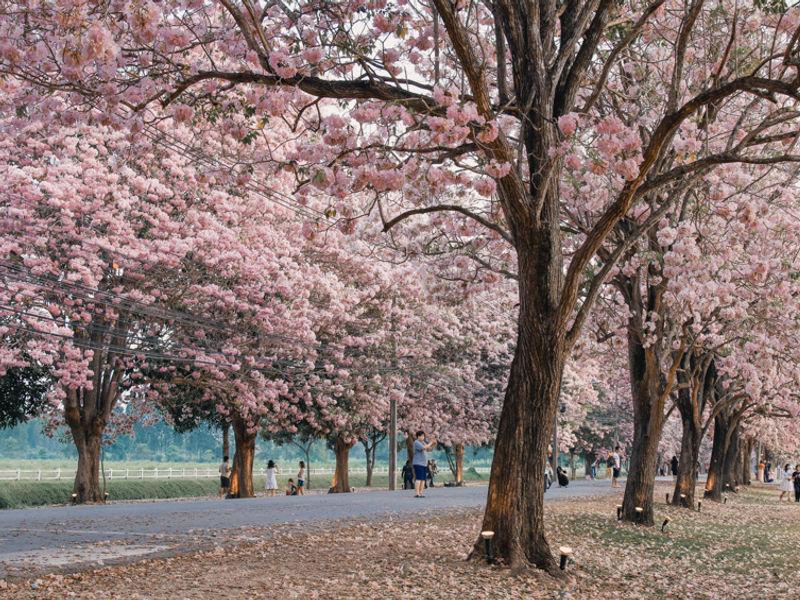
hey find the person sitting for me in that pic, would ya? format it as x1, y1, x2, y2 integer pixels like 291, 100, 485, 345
285, 478, 298, 496
557, 465, 570, 487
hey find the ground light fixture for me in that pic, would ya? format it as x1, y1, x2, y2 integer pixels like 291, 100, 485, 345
697, 501, 702, 512
635, 507, 644, 523
616, 504, 623, 520
723, 496, 728, 504
480, 530, 495, 564
559, 546, 573, 571
679, 493, 687, 507
661, 517, 671, 532
665, 493, 670, 504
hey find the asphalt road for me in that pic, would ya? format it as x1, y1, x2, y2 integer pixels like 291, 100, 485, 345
0, 480, 620, 578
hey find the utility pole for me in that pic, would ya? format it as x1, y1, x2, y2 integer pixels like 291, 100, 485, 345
388, 397, 397, 490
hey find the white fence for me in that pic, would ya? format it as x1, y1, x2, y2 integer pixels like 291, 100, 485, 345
0, 466, 492, 481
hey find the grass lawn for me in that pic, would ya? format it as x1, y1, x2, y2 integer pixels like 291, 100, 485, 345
0, 468, 486, 508
2, 483, 796, 599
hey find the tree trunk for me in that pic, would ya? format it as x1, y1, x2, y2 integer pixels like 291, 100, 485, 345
65, 384, 115, 504
671, 394, 703, 509
228, 416, 256, 498
622, 333, 665, 525
454, 443, 464, 485
740, 438, 753, 486
722, 422, 741, 492
222, 422, 230, 458
331, 433, 353, 493
405, 432, 414, 463
363, 439, 376, 487
704, 408, 738, 500
474, 254, 565, 571
569, 451, 576, 480
70, 424, 104, 503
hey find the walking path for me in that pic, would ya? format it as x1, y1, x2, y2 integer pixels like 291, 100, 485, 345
0, 480, 619, 578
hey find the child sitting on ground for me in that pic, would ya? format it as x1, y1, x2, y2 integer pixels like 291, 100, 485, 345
286, 478, 298, 496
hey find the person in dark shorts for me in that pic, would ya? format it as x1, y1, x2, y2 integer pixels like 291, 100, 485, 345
413, 431, 436, 498
219, 455, 231, 497
401, 460, 414, 490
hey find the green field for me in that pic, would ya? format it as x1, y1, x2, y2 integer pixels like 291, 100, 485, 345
0, 465, 487, 508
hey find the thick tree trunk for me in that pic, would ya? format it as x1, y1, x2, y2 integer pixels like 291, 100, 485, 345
740, 438, 753, 486
331, 433, 353, 493
671, 399, 702, 508
228, 416, 256, 498
454, 443, 464, 485
475, 271, 565, 571
704, 411, 732, 500
722, 423, 741, 492
65, 385, 116, 504
71, 425, 104, 503
622, 334, 665, 525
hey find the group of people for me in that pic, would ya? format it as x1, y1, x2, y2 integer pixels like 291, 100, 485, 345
778, 464, 800, 503
585, 445, 624, 488
217, 456, 306, 498
216, 430, 442, 499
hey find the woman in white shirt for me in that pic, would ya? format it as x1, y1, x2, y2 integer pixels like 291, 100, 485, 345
779, 464, 792, 501
265, 460, 279, 497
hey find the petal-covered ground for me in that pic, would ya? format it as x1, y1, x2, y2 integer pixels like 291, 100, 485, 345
1, 483, 796, 599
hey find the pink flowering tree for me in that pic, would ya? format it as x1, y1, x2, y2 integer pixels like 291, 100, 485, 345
3, 0, 800, 568
0, 113, 314, 501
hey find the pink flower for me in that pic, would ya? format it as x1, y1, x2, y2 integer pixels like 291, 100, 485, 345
172, 104, 193, 123
302, 47, 324, 63
474, 178, 496, 197
558, 113, 579, 136
269, 51, 297, 79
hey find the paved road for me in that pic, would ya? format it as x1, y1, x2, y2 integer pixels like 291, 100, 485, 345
0, 480, 619, 578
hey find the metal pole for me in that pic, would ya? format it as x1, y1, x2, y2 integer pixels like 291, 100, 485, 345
388, 397, 397, 490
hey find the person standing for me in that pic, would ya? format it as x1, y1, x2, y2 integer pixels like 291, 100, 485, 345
757, 460, 765, 482
779, 464, 792, 502
297, 460, 306, 495
265, 460, 279, 497
413, 431, 436, 498
793, 465, 800, 503
671, 455, 679, 480
401, 460, 414, 490
611, 446, 622, 488
590, 457, 599, 480
218, 455, 231, 498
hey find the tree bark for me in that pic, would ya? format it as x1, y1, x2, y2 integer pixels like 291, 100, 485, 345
405, 432, 414, 464
228, 415, 256, 498
671, 392, 703, 508
474, 247, 566, 571
722, 422, 741, 492
64, 366, 120, 503
704, 408, 734, 500
331, 433, 354, 493
622, 331, 666, 525
222, 422, 230, 458
454, 443, 464, 485
740, 438, 753, 486
362, 437, 379, 487
70, 422, 104, 503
